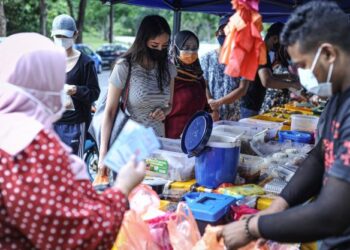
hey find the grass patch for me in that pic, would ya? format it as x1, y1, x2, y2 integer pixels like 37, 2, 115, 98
83, 32, 107, 51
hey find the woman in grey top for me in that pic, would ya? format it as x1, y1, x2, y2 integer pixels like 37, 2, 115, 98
98, 15, 176, 169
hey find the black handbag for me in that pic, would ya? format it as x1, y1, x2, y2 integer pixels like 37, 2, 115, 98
88, 59, 132, 150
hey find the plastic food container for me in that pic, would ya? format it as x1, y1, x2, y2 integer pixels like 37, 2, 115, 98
251, 114, 291, 126
238, 118, 283, 139
213, 121, 267, 155
146, 138, 195, 181
291, 114, 319, 133
181, 112, 241, 189
278, 130, 314, 144
238, 154, 263, 183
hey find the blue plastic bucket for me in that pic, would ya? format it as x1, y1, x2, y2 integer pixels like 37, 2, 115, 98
195, 134, 240, 188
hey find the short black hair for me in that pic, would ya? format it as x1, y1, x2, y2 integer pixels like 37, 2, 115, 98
281, 1, 350, 53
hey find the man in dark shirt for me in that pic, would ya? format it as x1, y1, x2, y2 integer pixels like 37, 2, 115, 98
219, 1, 350, 249
240, 22, 300, 118
51, 14, 100, 157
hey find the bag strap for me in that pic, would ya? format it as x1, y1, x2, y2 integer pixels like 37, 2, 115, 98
121, 57, 132, 111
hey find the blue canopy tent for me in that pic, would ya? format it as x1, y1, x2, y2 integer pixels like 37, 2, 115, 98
101, 0, 350, 34
100, 0, 350, 38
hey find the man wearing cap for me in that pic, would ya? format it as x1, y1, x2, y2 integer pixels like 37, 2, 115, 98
51, 14, 100, 157
240, 22, 301, 118
200, 15, 250, 121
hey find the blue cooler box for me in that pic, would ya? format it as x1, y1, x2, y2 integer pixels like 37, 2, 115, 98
183, 192, 236, 234
181, 111, 241, 188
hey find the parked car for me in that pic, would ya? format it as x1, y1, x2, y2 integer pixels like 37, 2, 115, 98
96, 44, 128, 68
74, 44, 103, 74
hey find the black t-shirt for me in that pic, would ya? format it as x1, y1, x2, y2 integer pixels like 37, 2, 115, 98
240, 49, 271, 112
321, 88, 350, 249
56, 53, 100, 125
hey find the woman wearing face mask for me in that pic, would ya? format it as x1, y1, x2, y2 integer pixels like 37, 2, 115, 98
165, 30, 210, 139
99, 15, 176, 169
218, 2, 350, 249
0, 33, 145, 249
200, 15, 250, 121
51, 14, 100, 158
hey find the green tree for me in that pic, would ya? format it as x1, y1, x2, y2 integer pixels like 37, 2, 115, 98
0, 0, 6, 36
4, 0, 40, 35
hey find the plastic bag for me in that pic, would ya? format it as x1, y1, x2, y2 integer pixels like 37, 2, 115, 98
114, 209, 161, 250
231, 205, 258, 221
193, 225, 225, 250
238, 241, 300, 250
113, 184, 164, 250
128, 184, 165, 220
146, 213, 173, 250
217, 184, 265, 197
168, 202, 201, 250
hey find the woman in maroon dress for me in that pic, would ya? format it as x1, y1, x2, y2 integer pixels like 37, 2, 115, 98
165, 30, 210, 139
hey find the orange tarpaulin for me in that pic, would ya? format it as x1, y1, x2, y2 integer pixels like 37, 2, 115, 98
220, 0, 266, 81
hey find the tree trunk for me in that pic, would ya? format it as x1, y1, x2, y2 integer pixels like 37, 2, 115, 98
108, 4, 114, 43
76, 0, 87, 43
66, 0, 75, 20
103, 17, 108, 41
39, 0, 47, 36
0, 0, 6, 37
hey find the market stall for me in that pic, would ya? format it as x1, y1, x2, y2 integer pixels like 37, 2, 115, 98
93, 1, 338, 249
108, 100, 324, 250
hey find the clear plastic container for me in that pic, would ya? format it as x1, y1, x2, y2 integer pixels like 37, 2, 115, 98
214, 121, 268, 140
146, 138, 195, 181
291, 114, 319, 133
238, 154, 263, 183
213, 122, 267, 155
238, 118, 283, 140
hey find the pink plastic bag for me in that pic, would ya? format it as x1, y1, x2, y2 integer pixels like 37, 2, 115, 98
231, 205, 258, 220
168, 202, 201, 250
114, 184, 164, 250
115, 210, 161, 250
146, 214, 173, 250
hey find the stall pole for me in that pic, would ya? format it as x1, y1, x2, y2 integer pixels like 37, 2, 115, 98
173, 11, 182, 40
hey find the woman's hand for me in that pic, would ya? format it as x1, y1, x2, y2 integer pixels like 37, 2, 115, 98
208, 99, 221, 111
149, 108, 166, 122
114, 156, 146, 196
64, 84, 77, 96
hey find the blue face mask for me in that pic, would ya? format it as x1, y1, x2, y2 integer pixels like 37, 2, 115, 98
217, 35, 226, 46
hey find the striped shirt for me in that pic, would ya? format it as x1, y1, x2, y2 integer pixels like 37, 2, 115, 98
110, 59, 177, 136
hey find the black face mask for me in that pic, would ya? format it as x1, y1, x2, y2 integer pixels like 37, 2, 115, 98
148, 47, 168, 62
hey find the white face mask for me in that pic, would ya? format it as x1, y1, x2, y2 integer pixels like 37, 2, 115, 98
297, 47, 334, 97
18, 85, 66, 123
54, 37, 74, 50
